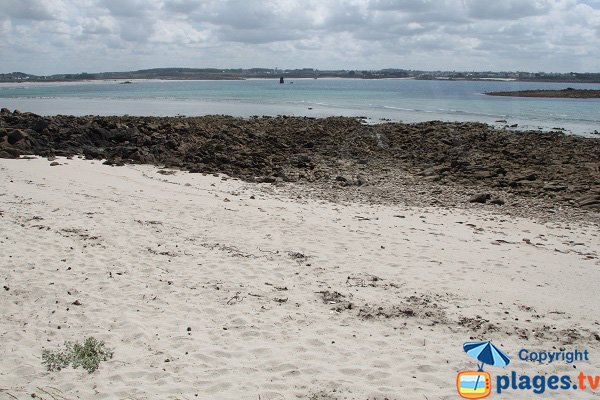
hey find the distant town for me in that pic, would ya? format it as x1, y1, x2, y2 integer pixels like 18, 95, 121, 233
1, 68, 599, 83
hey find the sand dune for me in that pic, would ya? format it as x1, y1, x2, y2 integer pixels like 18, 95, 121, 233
1, 157, 599, 399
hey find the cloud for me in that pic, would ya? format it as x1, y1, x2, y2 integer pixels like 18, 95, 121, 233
465, 0, 552, 20
99, 0, 157, 18
0, 0, 598, 74
0, 17, 12, 35
149, 20, 209, 44
0, 0, 60, 21
162, 0, 203, 14
369, 0, 437, 12
80, 16, 117, 35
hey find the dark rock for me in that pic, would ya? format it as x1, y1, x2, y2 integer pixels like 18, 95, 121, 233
83, 146, 106, 159
50, 161, 60, 166
355, 175, 367, 186
471, 170, 497, 180
0, 147, 22, 157
469, 193, 491, 203
255, 176, 277, 184
515, 174, 538, 182
103, 157, 124, 166
0, 108, 10, 114
7, 130, 27, 145
543, 182, 568, 192
578, 195, 600, 208
31, 119, 50, 132
489, 198, 505, 205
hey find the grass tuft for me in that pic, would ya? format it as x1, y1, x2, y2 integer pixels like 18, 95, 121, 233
42, 337, 114, 373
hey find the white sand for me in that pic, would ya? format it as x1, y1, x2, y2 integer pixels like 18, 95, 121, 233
1, 157, 599, 400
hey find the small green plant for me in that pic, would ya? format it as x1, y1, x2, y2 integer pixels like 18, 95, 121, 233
42, 337, 114, 373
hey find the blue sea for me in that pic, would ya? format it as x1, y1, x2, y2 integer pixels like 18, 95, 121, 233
1, 78, 599, 136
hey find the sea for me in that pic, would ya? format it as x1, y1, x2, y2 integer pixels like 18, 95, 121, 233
1, 78, 599, 136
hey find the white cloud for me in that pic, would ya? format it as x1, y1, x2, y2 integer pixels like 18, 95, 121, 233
80, 16, 117, 35
0, 0, 598, 74
0, 17, 12, 35
149, 19, 210, 44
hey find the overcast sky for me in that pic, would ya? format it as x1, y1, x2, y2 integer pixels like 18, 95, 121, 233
1, 0, 599, 75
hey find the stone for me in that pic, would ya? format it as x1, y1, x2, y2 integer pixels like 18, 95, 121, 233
469, 193, 491, 203
577, 195, 600, 208
489, 198, 505, 205
255, 176, 276, 184
543, 182, 568, 192
515, 174, 537, 182
7, 130, 27, 145
50, 161, 60, 166
355, 175, 367, 186
31, 119, 50, 132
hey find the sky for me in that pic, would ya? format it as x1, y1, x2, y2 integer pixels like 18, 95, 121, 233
1, 0, 599, 75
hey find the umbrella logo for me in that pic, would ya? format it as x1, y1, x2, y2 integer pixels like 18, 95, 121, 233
456, 341, 511, 399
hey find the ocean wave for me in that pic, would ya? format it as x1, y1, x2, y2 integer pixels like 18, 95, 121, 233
380, 105, 417, 112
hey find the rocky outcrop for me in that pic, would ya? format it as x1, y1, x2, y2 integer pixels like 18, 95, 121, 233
485, 88, 600, 98
1, 110, 598, 211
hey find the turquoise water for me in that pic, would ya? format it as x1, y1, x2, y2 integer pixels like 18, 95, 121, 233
1, 79, 599, 135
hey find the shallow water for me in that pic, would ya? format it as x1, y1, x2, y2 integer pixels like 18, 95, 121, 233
1, 78, 599, 135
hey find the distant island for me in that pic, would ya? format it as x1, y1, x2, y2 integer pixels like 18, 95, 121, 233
485, 88, 600, 98
1, 67, 600, 83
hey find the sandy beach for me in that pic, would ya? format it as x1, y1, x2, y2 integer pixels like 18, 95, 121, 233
1, 156, 599, 399
3, 0, 600, 398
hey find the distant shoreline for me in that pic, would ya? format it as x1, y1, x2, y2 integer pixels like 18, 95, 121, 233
485, 88, 600, 99
3, 76, 600, 85
4, 78, 600, 84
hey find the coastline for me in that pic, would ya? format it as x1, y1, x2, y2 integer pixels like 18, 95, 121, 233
1, 97, 599, 137
1, 111, 599, 221
3, 78, 600, 137
3, 76, 600, 84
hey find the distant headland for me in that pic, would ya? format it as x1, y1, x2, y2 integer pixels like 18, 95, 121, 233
1, 68, 600, 83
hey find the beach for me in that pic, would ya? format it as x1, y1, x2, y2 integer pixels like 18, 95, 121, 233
1, 110, 600, 399
1, 142, 599, 398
